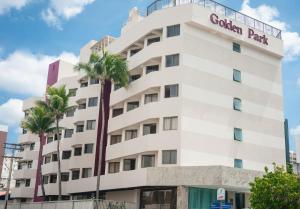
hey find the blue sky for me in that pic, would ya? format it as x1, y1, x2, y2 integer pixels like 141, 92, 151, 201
0, 0, 299, 152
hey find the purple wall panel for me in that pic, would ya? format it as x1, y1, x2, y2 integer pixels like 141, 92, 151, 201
47, 61, 60, 86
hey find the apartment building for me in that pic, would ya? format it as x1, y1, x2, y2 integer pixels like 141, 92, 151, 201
12, 0, 285, 208
0, 125, 8, 189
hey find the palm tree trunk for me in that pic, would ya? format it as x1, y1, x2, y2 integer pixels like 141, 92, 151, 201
56, 119, 62, 200
39, 133, 46, 200
96, 81, 105, 206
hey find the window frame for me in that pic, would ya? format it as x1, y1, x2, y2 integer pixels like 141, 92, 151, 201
162, 150, 177, 164
167, 24, 180, 37
108, 162, 120, 174
233, 69, 241, 82
233, 42, 241, 53
165, 54, 179, 67
234, 128, 243, 141
84, 143, 94, 154
143, 123, 157, 135
88, 97, 98, 107
163, 116, 178, 130
233, 98, 242, 111
74, 147, 82, 156
165, 84, 179, 98
86, 120, 96, 130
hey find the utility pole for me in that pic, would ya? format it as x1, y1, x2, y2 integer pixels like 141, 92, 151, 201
2, 143, 23, 209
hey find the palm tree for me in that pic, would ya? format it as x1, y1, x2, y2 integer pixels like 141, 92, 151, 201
75, 51, 128, 202
22, 105, 55, 201
38, 85, 71, 201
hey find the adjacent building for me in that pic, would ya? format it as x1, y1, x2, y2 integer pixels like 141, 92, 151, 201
12, 0, 285, 208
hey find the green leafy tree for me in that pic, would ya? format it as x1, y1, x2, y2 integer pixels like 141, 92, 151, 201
38, 85, 71, 200
22, 105, 55, 201
75, 51, 128, 202
250, 163, 300, 209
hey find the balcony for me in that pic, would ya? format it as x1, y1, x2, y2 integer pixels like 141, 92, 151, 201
18, 132, 39, 144
11, 186, 34, 198
15, 150, 38, 161
13, 168, 37, 179
146, 0, 281, 39
107, 129, 180, 160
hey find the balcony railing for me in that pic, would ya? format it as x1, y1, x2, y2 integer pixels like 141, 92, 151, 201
146, 0, 282, 39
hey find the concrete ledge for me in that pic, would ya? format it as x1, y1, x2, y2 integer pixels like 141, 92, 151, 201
146, 166, 263, 192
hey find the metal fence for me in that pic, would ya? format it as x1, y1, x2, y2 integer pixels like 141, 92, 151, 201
146, 0, 282, 39
0, 199, 136, 209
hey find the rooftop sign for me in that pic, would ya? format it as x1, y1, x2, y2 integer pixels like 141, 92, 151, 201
210, 13, 268, 45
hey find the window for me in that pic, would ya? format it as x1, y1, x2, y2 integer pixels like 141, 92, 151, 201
162, 150, 177, 164
146, 65, 159, 74
144, 93, 158, 104
163, 117, 178, 130
125, 130, 138, 140
50, 174, 57, 183
143, 124, 157, 135
62, 150, 71, 160
130, 48, 141, 56
80, 81, 88, 87
233, 69, 241, 82
111, 135, 122, 145
147, 37, 160, 45
233, 42, 241, 53
165, 84, 179, 98
69, 89, 77, 97
15, 180, 21, 187
44, 156, 51, 164
234, 159, 243, 168
25, 179, 31, 187
74, 147, 82, 156
28, 161, 33, 169
78, 103, 86, 110
52, 153, 58, 162
29, 143, 35, 151
86, 120, 96, 130
84, 144, 94, 154
76, 124, 84, 133
129, 74, 141, 83
234, 128, 243, 141
61, 172, 69, 182
90, 78, 99, 85
22, 129, 27, 134
88, 97, 98, 107
127, 101, 139, 111
82, 168, 92, 178
142, 155, 155, 168
64, 129, 73, 138
72, 169, 80, 180
112, 108, 123, 117
167, 24, 180, 37
66, 108, 75, 117
47, 136, 54, 144
123, 159, 136, 171
43, 176, 49, 184
108, 162, 120, 173
233, 98, 242, 111
17, 163, 22, 170
165, 54, 179, 67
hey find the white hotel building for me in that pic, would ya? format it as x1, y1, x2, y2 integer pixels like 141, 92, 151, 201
12, 0, 285, 208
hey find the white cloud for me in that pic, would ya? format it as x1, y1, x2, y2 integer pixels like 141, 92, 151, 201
0, 0, 30, 15
0, 99, 23, 126
0, 50, 78, 96
240, 0, 300, 61
41, 0, 95, 29
290, 125, 300, 136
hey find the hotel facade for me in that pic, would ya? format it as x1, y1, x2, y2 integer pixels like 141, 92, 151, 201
11, 0, 285, 209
